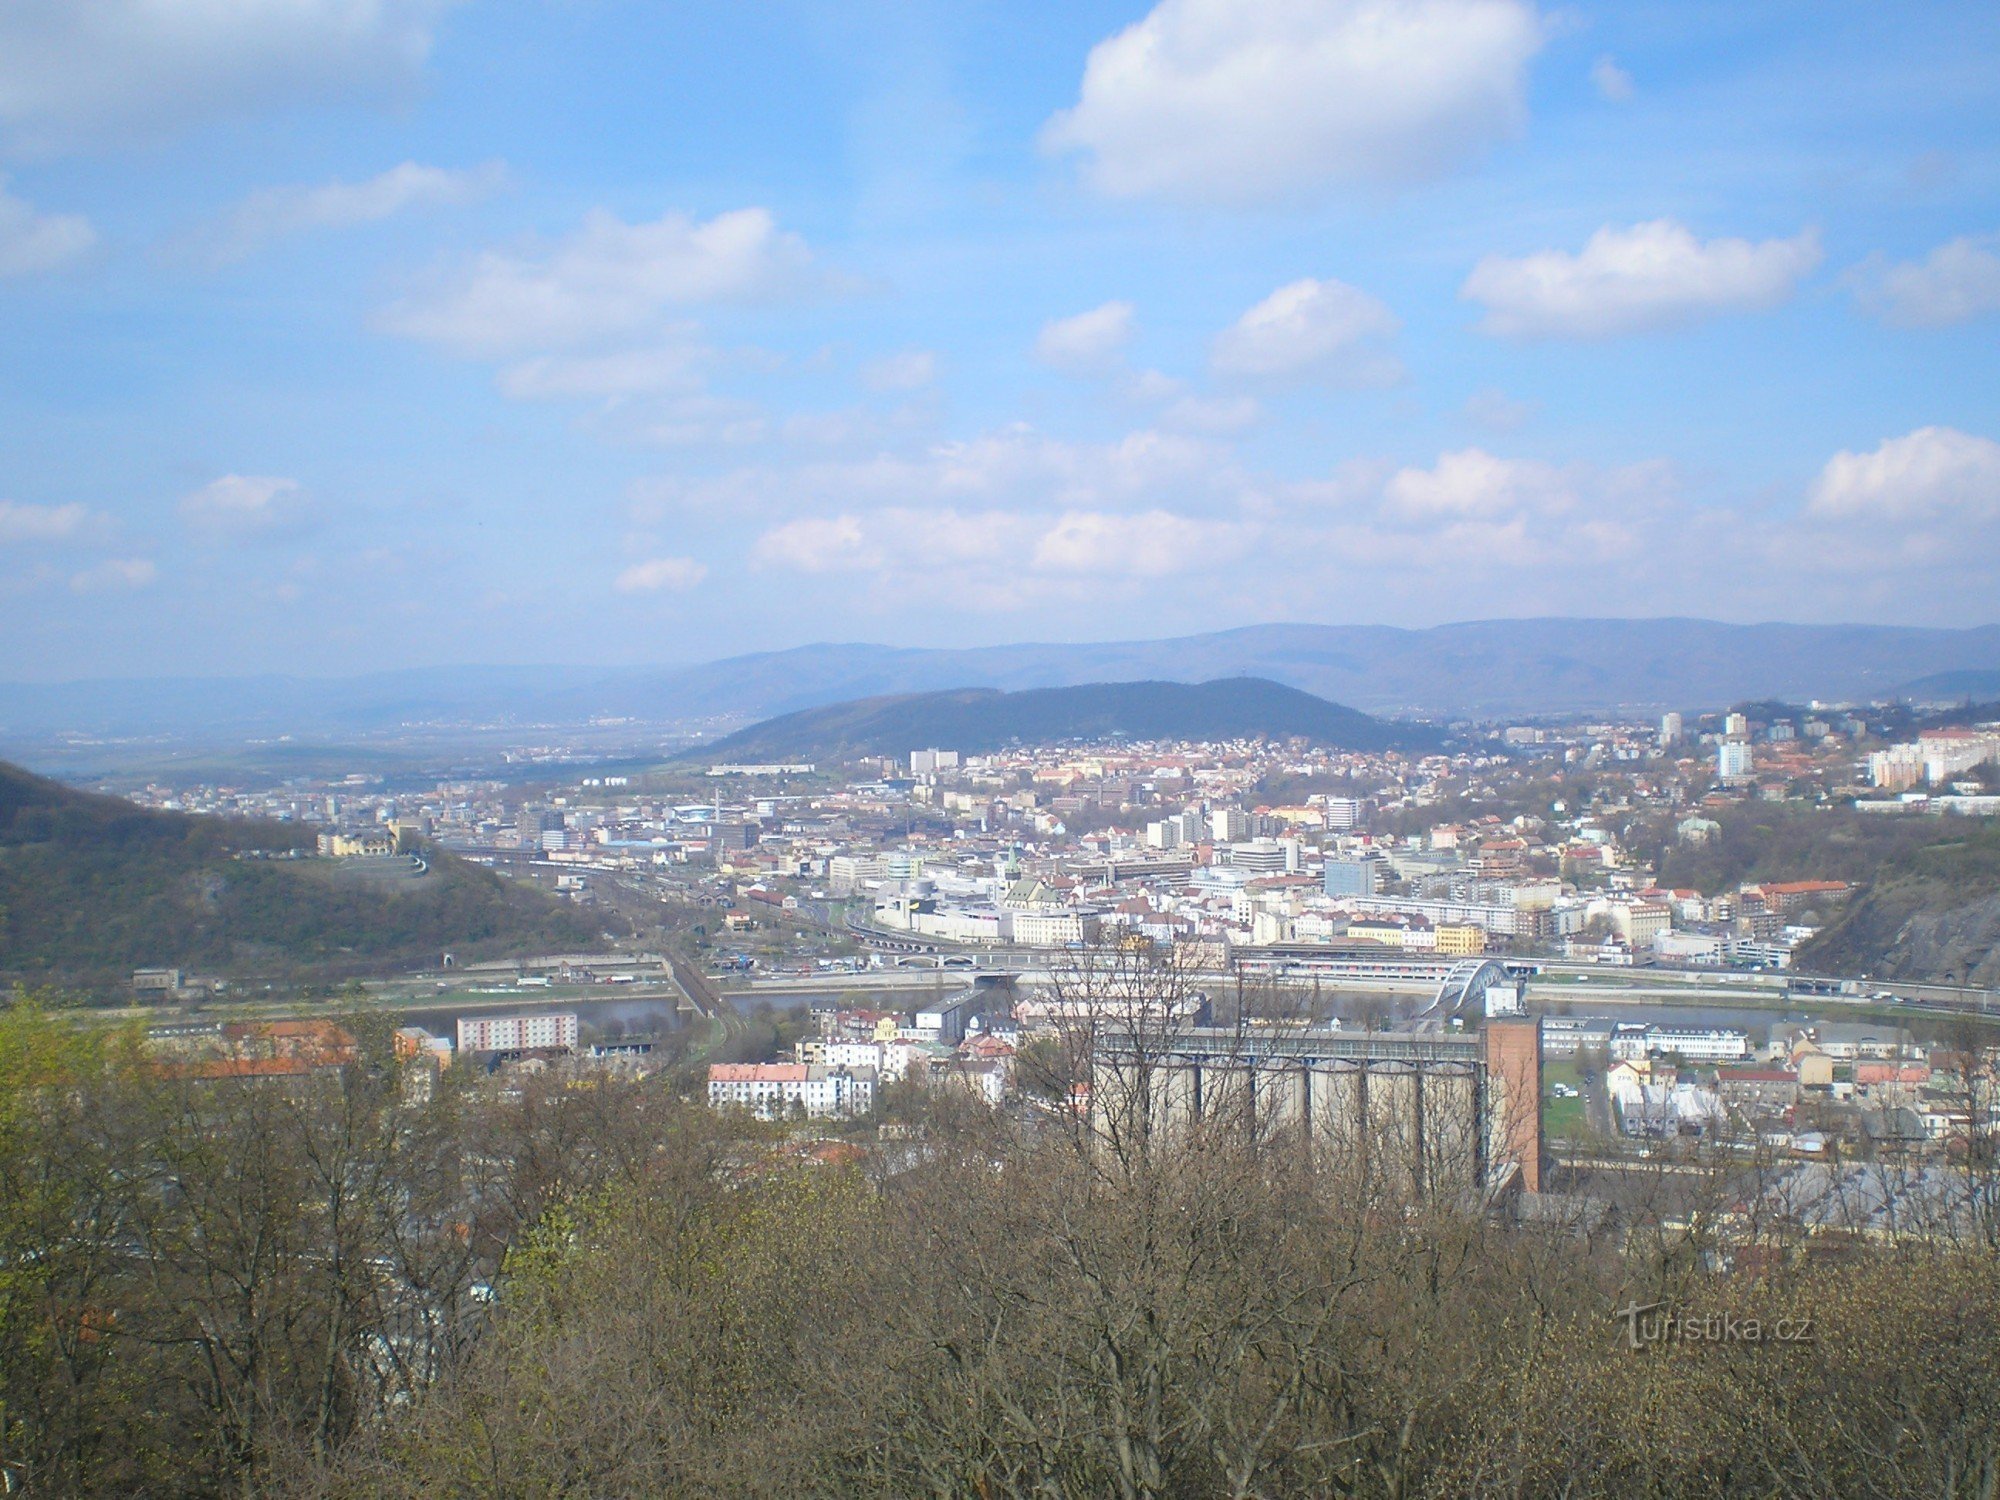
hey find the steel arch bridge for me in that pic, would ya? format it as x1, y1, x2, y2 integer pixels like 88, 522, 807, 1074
1418, 958, 1519, 1018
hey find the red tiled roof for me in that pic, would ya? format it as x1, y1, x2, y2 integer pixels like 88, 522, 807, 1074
155, 1057, 317, 1080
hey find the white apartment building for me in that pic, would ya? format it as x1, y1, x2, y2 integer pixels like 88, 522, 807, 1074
1007, 910, 1098, 947
1610, 1026, 1751, 1062
1342, 895, 1522, 936
1224, 838, 1299, 874
828, 854, 887, 894
1588, 897, 1673, 945
1869, 729, 2000, 790
456, 1012, 579, 1053
811, 1038, 926, 1083
1322, 797, 1363, 831
707, 1063, 877, 1118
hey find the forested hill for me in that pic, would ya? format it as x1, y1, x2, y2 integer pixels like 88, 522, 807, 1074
689, 677, 1439, 764
0, 760, 604, 990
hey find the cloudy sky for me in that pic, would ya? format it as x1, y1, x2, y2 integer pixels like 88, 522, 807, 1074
3, 0, 1998, 679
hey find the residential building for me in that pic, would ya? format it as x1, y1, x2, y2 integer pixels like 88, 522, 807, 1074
1435, 923, 1488, 957
707, 1062, 877, 1118
456, 1012, 579, 1054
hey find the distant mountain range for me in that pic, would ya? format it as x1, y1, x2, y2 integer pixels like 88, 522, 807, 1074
3, 618, 1997, 744
690, 678, 1436, 764
1895, 669, 2000, 703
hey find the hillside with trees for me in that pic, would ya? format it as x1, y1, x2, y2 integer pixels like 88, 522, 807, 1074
689, 677, 1439, 765
0, 761, 605, 990
0, 998, 1995, 1497
1642, 804, 1974, 897
1800, 819, 2000, 987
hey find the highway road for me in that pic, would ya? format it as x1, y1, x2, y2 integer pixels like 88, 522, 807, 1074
729, 961, 2000, 1027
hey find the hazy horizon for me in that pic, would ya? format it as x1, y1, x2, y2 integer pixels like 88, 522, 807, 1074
1, 612, 1998, 690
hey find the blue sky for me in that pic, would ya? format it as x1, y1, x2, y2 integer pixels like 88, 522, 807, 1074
2, 0, 1998, 680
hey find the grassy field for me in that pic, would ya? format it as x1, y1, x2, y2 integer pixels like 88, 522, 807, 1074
1542, 1056, 1588, 1137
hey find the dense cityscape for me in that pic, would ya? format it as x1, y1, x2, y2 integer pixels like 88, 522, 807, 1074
100, 693, 2000, 1159
5, 0, 2000, 1492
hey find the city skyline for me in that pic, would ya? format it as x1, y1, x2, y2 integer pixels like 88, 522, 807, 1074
4, 1, 1999, 679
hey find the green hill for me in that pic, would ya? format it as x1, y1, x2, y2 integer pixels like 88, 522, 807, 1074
689, 677, 1439, 765
0, 760, 604, 992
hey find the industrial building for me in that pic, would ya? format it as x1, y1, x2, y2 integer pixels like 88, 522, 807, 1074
1089, 1017, 1544, 1197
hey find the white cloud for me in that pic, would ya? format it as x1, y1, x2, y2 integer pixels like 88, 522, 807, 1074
201, 160, 506, 264
752, 515, 872, 573
778, 407, 924, 449
1042, 0, 1544, 205
1590, 54, 1634, 102
1853, 235, 2000, 329
1159, 393, 1262, 435
179, 474, 307, 532
0, 178, 94, 275
0, 0, 452, 154
860, 349, 938, 391
730, 421, 1260, 595
1034, 301, 1135, 373
637, 425, 1243, 526
69, 557, 155, 593
496, 339, 708, 401
1463, 388, 1535, 431
1122, 368, 1186, 403
1463, 220, 1821, 338
1383, 448, 1573, 519
1032, 509, 1255, 576
1211, 277, 1401, 382
1330, 447, 1671, 567
1808, 427, 2000, 522
748, 504, 1253, 593
383, 206, 816, 357
623, 394, 768, 448
614, 555, 707, 593
703, 427, 2000, 622
0, 499, 90, 541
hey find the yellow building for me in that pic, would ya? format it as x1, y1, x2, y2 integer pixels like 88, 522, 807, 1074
1436, 924, 1488, 957
1346, 916, 1411, 948
1792, 1047, 1835, 1089
318, 828, 397, 858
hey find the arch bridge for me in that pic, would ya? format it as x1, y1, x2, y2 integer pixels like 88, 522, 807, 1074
1419, 958, 1522, 1019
